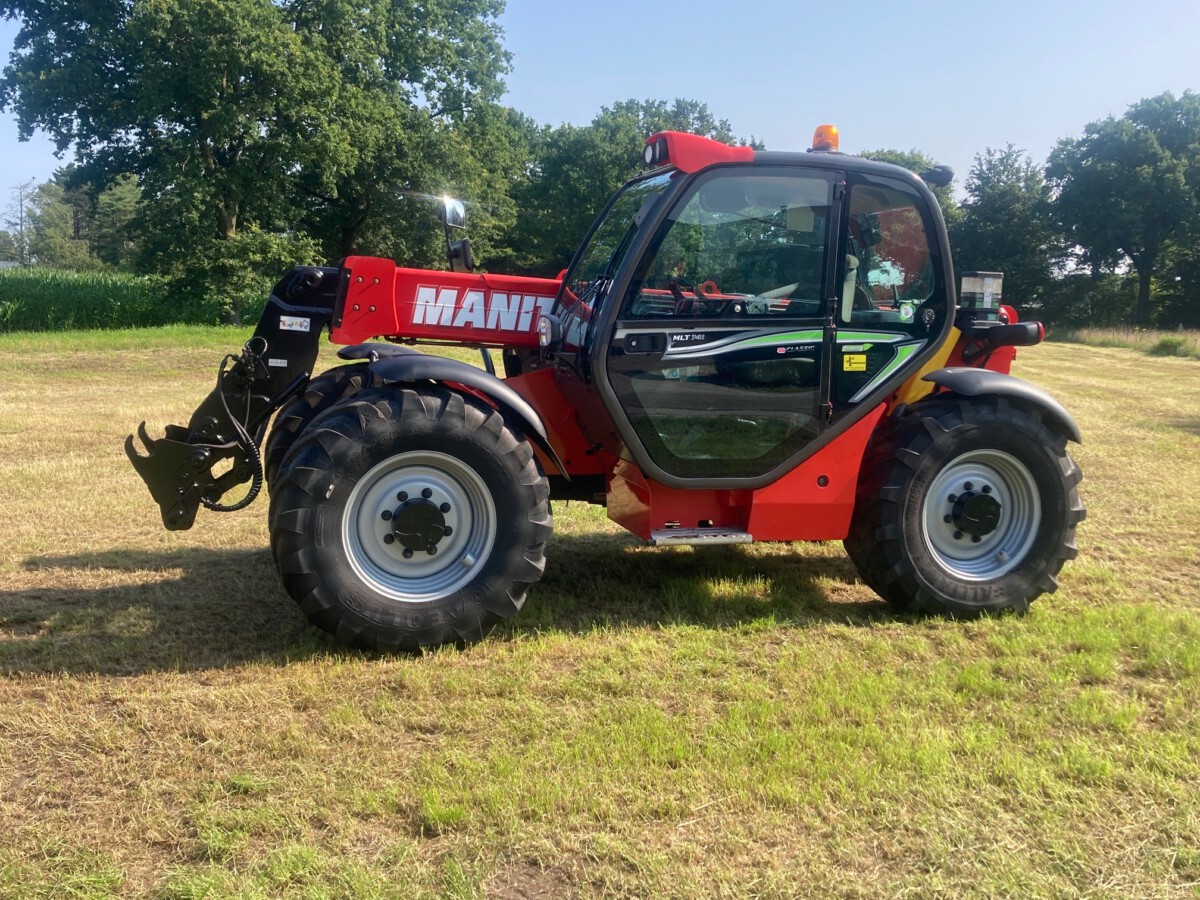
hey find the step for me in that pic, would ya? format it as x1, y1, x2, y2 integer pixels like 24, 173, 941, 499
649, 527, 753, 547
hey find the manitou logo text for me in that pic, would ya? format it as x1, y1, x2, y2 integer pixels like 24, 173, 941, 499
412, 286, 556, 332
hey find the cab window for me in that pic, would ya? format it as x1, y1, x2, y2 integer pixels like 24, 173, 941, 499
839, 177, 938, 331
621, 169, 835, 320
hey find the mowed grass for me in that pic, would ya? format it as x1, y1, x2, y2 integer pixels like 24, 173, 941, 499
1052, 326, 1200, 359
0, 328, 1198, 898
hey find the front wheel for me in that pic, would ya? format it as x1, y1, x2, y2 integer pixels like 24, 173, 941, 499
263, 363, 370, 487
844, 397, 1085, 616
268, 386, 552, 651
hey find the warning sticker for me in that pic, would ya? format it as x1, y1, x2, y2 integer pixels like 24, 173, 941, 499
279, 315, 311, 333
843, 354, 868, 372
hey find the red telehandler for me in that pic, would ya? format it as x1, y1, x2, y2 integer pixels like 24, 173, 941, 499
128, 127, 1085, 651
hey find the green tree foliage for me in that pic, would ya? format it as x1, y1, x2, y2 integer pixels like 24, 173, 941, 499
1047, 91, 1200, 326
2, 0, 341, 238
27, 180, 100, 270
285, 0, 508, 261
444, 104, 545, 272
951, 145, 1058, 309
506, 98, 746, 276
91, 175, 142, 269
175, 225, 324, 324
0, 229, 18, 262
2, 178, 36, 265
1, 0, 508, 317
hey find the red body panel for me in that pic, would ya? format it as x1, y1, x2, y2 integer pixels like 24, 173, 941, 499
645, 131, 754, 173
606, 404, 886, 542
332, 255, 561, 346
747, 404, 886, 540
505, 368, 610, 476
608, 461, 753, 538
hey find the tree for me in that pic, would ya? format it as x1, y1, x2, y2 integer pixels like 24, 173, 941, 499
1047, 91, 1200, 326
2, 178, 36, 265
506, 98, 747, 276
951, 145, 1058, 310
27, 180, 101, 269
1, 0, 509, 318
0, 228, 18, 262
91, 175, 142, 270
285, 0, 509, 261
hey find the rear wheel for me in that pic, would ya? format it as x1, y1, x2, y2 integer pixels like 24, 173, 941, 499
264, 363, 370, 487
268, 385, 552, 651
844, 397, 1084, 616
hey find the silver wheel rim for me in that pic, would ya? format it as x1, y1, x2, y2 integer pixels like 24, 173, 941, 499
921, 449, 1041, 580
343, 450, 497, 603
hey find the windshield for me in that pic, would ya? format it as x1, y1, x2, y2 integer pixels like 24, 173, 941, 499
556, 170, 675, 323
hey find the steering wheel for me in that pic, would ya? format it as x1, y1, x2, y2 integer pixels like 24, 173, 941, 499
668, 277, 730, 316
668, 277, 703, 315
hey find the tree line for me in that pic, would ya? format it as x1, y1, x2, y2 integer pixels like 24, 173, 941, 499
1, 1, 1197, 328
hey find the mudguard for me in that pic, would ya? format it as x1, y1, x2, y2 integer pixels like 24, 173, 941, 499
338, 342, 569, 477
923, 367, 1082, 443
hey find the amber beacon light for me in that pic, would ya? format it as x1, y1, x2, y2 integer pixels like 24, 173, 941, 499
811, 124, 839, 152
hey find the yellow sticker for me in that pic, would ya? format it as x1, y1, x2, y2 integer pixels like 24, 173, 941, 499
843, 353, 867, 372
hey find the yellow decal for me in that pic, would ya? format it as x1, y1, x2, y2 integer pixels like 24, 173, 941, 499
843, 353, 867, 372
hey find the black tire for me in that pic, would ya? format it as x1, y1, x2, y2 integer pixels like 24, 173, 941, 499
844, 396, 1085, 616
263, 363, 371, 487
268, 385, 552, 651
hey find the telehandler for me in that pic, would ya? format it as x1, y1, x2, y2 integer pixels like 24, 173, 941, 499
128, 126, 1085, 650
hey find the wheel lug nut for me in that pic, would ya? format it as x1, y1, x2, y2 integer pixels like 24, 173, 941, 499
943, 514, 952, 524
972, 535, 982, 543
440, 502, 451, 513
402, 548, 413, 559
953, 530, 963, 540
982, 485, 992, 494
948, 494, 957, 503
397, 491, 408, 502
383, 534, 395, 544
964, 482, 973, 491
421, 488, 433, 499
381, 510, 392, 521
443, 526, 453, 536
427, 545, 437, 555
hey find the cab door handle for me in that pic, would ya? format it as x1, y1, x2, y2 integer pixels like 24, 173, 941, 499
624, 333, 665, 353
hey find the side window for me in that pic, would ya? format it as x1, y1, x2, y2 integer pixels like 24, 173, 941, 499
839, 180, 937, 330
621, 170, 834, 320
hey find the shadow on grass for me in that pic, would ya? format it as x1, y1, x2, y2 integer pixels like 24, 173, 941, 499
1169, 417, 1200, 436
1, 532, 890, 676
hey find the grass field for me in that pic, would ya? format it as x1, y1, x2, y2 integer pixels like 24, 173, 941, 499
1051, 326, 1200, 359
0, 328, 1198, 898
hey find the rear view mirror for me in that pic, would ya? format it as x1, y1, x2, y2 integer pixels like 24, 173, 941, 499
439, 197, 467, 229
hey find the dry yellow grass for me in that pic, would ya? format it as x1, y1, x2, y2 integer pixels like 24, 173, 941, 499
0, 329, 1198, 898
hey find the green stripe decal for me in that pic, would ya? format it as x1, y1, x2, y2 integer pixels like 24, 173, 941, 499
664, 329, 824, 360
837, 331, 907, 343
736, 330, 824, 349
849, 342, 924, 403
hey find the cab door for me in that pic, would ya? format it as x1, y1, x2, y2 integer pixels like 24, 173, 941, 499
601, 167, 839, 481
830, 172, 948, 421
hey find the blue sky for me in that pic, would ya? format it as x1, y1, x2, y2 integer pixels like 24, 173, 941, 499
2, 0, 1198, 194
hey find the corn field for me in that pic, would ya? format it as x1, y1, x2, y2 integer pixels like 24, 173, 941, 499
0, 267, 201, 332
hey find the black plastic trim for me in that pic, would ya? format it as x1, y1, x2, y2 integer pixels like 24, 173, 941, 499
923, 367, 1082, 443
362, 348, 570, 477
